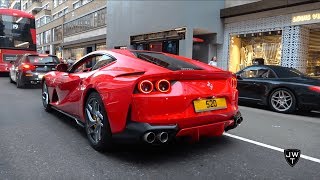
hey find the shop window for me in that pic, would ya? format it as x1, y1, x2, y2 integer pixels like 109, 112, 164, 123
307, 29, 320, 77
163, 40, 178, 55
96, 44, 107, 50
229, 31, 282, 73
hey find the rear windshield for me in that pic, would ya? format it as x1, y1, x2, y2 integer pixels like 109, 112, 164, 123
133, 52, 202, 71
275, 67, 306, 78
27, 55, 59, 64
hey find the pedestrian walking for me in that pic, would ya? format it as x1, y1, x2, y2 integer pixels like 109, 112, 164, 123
209, 56, 217, 67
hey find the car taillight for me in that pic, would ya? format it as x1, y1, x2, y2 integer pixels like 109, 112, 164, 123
155, 79, 171, 93
20, 63, 35, 71
138, 80, 154, 94
309, 86, 320, 93
231, 77, 237, 89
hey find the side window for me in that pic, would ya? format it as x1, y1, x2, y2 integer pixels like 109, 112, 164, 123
70, 54, 102, 73
268, 70, 277, 78
239, 67, 259, 78
257, 68, 277, 78
256, 68, 269, 78
91, 55, 115, 71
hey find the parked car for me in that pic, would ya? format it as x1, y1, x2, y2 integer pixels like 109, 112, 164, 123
41, 50, 243, 151
9, 54, 60, 88
236, 65, 320, 113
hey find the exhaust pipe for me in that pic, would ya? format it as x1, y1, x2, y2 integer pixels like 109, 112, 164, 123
143, 132, 156, 143
225, 112, 243, 132
157, 132, 169, 143
235, 115, 243, 125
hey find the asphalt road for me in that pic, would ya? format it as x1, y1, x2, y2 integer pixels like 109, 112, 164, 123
0, 75, 319, 180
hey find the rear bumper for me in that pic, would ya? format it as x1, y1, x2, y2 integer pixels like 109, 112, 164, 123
297, 93, 320, 110
21, 72, 45, 85
112, 111, 243, 144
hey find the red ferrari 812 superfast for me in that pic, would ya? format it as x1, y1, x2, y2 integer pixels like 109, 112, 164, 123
42, 50, 243, 151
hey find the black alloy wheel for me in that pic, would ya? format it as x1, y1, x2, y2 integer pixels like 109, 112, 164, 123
85, 92, 113, 152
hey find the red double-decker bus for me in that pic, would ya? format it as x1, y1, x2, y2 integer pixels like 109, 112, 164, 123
0, 8, 36, 72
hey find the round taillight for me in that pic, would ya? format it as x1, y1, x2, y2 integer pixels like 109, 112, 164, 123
156, 79, 171, 93
138, 80, 153, 93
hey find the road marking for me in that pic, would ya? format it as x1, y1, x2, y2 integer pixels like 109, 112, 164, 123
224, 133, 320, 164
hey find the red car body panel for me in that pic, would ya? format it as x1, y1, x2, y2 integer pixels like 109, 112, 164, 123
44, 50, 240, 141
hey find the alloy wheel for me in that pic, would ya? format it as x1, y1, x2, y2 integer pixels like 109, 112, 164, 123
42, 83, 49, 107
85, 98, 104, 144
270, 90, 293, 112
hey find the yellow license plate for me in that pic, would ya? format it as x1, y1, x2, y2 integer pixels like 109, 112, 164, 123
193, 98, 227, 113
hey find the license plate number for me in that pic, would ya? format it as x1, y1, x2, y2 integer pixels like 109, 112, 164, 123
193, 98, 227, 113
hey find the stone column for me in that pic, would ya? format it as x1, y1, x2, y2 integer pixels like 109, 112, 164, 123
179, 28, 193, 58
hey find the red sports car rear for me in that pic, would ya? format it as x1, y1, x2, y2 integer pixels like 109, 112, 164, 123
42, 50, 243, 151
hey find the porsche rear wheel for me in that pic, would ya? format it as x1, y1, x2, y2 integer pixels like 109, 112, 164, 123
42, 81, 52, 112
269, 88, 296, 114
85, 92, 113, 152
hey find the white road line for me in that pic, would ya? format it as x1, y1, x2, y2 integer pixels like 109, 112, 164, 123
224, 133, 320, 164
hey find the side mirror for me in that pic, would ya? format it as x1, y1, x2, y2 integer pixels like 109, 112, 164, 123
236, 74, 242, 80
56, 63, 68, 72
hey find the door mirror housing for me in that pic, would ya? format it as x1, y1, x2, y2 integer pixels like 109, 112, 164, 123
56, 63, 68, 72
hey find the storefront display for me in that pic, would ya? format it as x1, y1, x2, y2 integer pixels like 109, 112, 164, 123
96, 44, 107, 50
229, 31, 282, 72
307, 29, 320, 77
63, 47, 85, 61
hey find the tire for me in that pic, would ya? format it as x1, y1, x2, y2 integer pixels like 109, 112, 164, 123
42, 81, 52, 112
16, 75, 25, 88
84, 92, 113, 152
269, 88, 296, 114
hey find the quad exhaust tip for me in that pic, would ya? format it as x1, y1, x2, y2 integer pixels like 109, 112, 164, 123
157, 132, 169, 143
143, 132, 156, 143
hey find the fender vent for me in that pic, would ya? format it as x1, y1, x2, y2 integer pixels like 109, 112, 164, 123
51, 89, 59, 103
